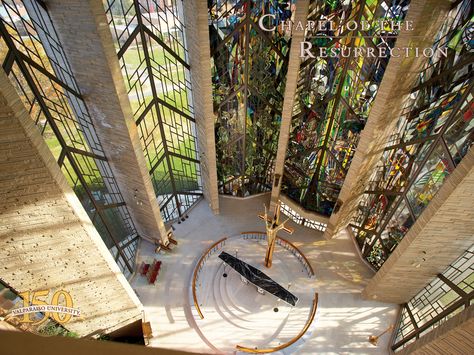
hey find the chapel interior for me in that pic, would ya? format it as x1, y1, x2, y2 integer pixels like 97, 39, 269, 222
0, 0, 473, 354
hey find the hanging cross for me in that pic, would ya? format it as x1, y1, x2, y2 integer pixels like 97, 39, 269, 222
258, 200, 294, 268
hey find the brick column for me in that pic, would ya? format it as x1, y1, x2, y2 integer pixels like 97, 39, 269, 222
269, 0, 310, 214
45, 0, 168, 244
363, 148, 474, 303
0, 70, 142, 336
323, 0, 452, 239
182, 1, 219, 214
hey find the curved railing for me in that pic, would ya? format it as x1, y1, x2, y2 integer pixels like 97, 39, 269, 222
241, 231, 315, 277
235, 293, 319, 353
192, 237, 227, 319
192, 233, 314, 320
276, 236, 315, 277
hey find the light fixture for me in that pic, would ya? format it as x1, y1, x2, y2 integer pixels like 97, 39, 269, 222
274, 173, 281, 187
369, 324, 394, 346
133, 189, 143, 206
411, 251, 427, 268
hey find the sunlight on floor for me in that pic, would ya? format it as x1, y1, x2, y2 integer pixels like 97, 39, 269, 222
131, 195, 398, 354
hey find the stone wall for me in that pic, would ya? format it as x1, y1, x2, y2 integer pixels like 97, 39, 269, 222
182, 0, 220, 214
0, 71, 142, 336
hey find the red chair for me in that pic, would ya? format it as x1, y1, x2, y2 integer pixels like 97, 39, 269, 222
147, 260, 162, 284
139, 262, 150, 276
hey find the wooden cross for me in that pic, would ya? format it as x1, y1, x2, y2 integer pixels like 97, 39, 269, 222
258, 200, 294, 268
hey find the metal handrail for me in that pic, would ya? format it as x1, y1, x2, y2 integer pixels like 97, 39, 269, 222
241, 232, 315, 277
192, 237, 227, 319
235, 293, 319, 353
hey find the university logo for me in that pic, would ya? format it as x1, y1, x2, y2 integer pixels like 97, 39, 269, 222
10, 289, 81, 325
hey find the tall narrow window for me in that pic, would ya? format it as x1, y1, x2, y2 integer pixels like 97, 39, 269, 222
392, 246, 474, 351
283, 0, 410, 216
209, 0, 294, 197
0, 0, 139, 276
350, 0, 473, 269
104, 0, 202, 222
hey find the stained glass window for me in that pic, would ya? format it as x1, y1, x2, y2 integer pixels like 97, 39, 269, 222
350, 0, 473, 269
283, 0, 410, 216
209, 0, 294, 196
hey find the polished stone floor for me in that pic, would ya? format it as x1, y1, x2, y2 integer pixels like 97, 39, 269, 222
131, 194, 398, 354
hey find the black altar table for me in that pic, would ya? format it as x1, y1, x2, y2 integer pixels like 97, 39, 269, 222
218, 251, 298, 306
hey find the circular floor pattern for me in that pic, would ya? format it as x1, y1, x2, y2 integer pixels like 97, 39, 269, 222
190, 234, 316, 354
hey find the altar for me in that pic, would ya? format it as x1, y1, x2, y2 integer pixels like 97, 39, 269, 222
218, 251, 298, 306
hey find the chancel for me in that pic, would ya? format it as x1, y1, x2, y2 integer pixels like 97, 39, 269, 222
0, 0, 472, 354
